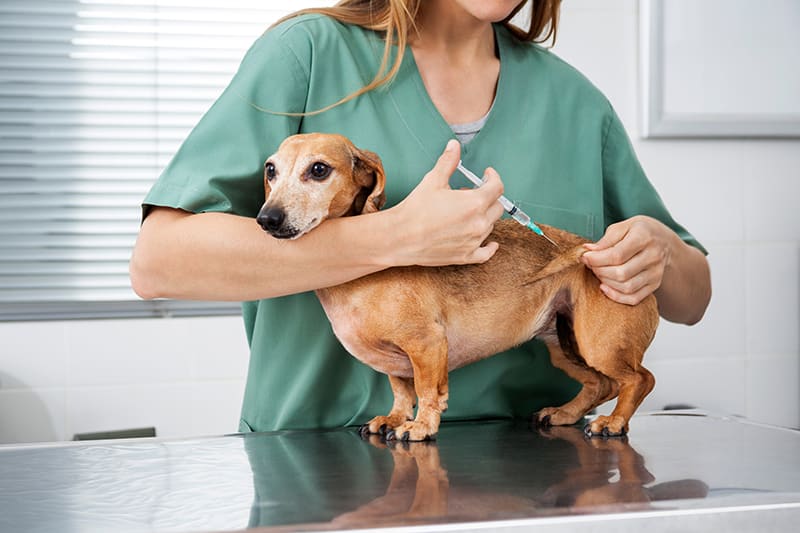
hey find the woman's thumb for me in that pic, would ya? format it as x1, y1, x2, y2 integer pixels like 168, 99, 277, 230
425, 139, 461, 187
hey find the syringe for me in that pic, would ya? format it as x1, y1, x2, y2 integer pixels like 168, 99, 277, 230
456, 161, 558, 247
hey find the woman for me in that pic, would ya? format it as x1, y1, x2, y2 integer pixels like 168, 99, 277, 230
130, 0, 711, 433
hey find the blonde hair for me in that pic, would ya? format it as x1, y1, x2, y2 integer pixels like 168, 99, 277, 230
273, 0, 561, 115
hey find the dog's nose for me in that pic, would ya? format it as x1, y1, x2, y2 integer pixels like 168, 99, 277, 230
256, 206, 286, 232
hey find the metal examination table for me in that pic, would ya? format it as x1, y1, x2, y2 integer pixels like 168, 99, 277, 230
1, 411, 798, 532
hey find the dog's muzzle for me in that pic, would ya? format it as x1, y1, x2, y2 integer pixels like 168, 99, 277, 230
256, 205, 299, 239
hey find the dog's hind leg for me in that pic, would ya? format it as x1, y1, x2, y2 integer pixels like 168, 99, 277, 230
582, 360, 654, 437
361, 375, 416, 437
386, 324, 449, 442
573, 290, 658, 436
535, 312, 618, 428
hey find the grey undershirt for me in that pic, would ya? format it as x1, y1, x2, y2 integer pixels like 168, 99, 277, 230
449, 109, 491, 145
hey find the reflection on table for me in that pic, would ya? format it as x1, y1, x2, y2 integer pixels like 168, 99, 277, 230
1, 412, 799, 533
246, 420, 708, 530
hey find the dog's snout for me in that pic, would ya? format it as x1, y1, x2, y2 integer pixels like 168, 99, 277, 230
257, 206, 286, 232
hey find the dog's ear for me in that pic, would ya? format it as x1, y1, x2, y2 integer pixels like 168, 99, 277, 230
352, 148, 386, 214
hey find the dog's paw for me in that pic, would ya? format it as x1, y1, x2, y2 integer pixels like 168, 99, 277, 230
385, 422, 437, 442
361, 414, 410, 436
584, 415, 628, 438
534, 407, 583, 427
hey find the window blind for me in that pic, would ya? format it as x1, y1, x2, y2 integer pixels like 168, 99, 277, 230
0, 0, 331, 321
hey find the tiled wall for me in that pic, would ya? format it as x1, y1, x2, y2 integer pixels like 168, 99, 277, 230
0, 317, 249, 443
1, 0, 798, 444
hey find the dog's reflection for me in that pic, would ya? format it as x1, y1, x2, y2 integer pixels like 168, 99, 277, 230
535, 425, 707, 508
330, 437, 450, 525
330, 425, 708, 526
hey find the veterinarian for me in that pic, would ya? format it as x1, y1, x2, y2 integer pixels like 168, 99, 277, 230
130, 0, 711, 434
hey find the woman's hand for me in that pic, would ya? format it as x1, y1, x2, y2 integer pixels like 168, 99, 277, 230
387, 139, 506, 267
580, 215, 672, 305
581, 215, 711, 324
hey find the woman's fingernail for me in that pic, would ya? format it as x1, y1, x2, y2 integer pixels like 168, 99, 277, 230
445, 139, 459, 152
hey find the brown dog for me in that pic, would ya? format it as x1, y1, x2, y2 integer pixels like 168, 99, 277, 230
257, 133, 658, 441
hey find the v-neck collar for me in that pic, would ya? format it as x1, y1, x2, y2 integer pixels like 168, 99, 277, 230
387, 24, 511, 161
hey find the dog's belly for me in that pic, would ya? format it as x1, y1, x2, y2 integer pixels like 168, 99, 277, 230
445, 307, 552, 370
319, 296, 416, 378
444, 334, 497, 370
334, 314, 551, 377
320, 292, 553, 379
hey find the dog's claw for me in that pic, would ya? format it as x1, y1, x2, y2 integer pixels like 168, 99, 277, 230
384, 428, 434, 442
584, 423, 628, 439
538, 415, 552, 428
358, 424, 371, 439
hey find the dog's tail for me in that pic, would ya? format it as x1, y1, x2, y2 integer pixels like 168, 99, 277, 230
524, 245, 587, 286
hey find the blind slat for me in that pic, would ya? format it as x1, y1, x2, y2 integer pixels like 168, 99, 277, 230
0, 275, 134, 289
0, 85, 222, 99
0, 261, 129, 275
0, 250, 134, 261
0, 169, 160, 179
0, 183, 150, 194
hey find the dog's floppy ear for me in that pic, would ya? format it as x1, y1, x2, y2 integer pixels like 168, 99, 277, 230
352, 148, 386, 214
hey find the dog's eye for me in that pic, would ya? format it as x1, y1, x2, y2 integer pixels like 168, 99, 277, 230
309, 162, 331, 180
265, 162, 276, 181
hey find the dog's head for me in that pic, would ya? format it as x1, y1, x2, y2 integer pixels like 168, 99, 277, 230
256, 133, 386, 239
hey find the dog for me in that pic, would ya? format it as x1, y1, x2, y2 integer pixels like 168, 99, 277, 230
256, 133, 658, 441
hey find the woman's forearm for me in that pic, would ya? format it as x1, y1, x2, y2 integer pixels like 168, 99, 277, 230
654, 237, 712, 325
129, 207, 395, 301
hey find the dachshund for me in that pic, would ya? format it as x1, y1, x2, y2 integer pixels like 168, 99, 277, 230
256, 133, 658, 441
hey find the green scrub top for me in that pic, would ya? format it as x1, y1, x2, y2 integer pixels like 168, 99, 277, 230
143, 15, 705, 433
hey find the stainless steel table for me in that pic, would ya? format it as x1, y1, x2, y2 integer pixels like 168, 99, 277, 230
1, 411, 799, 532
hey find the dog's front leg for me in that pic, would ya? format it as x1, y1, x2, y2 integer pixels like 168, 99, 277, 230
407, 442, 449, 516
387, 331, 449, 441
361, 376, 415, 437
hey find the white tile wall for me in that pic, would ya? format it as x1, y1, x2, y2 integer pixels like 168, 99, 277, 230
634, 141, 748, 243
0, 389, 65, 443
643, 356, 749, 417
0, 322, 68, 388
0, 316, 248, 443
1, 0, 798, 443
648, 243, 747, 360
746, 355, 800, 427
745, 243, 800, 355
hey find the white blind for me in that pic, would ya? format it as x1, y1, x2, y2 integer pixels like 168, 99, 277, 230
0, 0, 332, 320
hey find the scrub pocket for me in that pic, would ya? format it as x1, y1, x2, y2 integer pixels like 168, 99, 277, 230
513, 202, 600, 242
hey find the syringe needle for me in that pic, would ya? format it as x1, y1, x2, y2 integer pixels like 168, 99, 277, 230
457, 161, 558, 247
529, 223, 559, 247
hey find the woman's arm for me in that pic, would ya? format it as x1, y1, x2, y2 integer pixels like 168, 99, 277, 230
130, 140, 506, 301
580, 215, 711, 325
